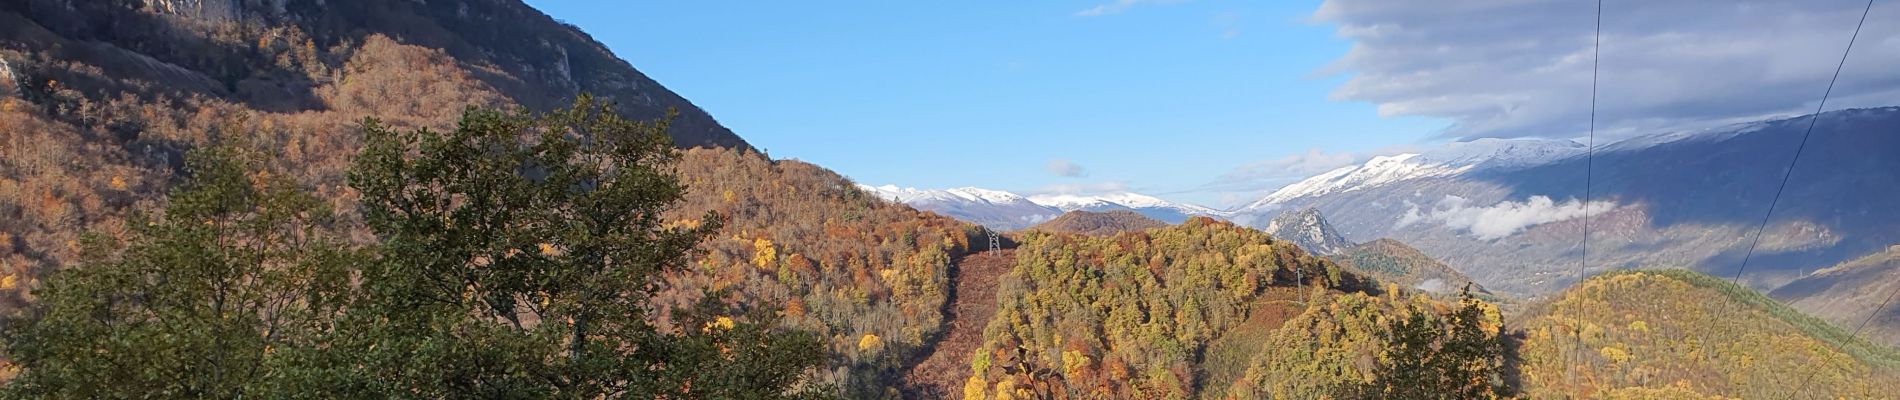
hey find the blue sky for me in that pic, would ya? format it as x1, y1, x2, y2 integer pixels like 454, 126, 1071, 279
522, 1, 1900, 209
524, 0, 1450, 208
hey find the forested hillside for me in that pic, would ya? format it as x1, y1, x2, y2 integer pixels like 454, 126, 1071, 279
1028, 210, 1166, 236
960, 219, 1509, 399
1516, 269, 1900, 398
1773, 245, 1900, 347
663, 148, 982, 398
1334, 238, 1488, 297
0, 0, 743, 312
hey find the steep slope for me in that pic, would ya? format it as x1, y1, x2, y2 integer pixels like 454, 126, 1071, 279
1517, 269, 1900, 398
1336, 238, 1488, 296
1263, 207, 1352, 256
0, 0, 747, 311
665, 149, 979, 398
1772, 245, 1900, 347
901, 248, 1016, 399
1, 0, 744, 148
1237, 108, 1900, 296
1027, 209, 1167, 236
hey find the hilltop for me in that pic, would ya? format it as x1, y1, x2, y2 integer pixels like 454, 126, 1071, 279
1515, 269, 1900, 398
961, 219, 1511, 399
1336, 238, 1488, 297
1027, 209, 1167, 236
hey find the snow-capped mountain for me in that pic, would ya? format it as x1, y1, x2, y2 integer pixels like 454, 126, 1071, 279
857, 185, 1062, 230
1028, 192, 1231, 223
1232, 107, 1900, 296
1242, 138, 1585, 211
855, 185, 1226, 230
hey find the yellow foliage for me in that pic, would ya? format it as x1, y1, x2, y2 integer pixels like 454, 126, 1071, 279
703, 316, 736, 332
722, 190, 736, 203
857, 333, 882, 353
963, 376, 989, 400
751, 238, 777, 268
668, 218, 703, 230
108, 176, 127, 190
992, 381, 1020, 400
0, 274, 15, 290
1061, 350, 1092, 377
538, 242, 561, 256
1628, 320, 1649, 333
1599, 346, 1631, 364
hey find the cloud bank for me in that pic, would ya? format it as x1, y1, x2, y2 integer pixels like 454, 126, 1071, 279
1314, 0, 1900, 140
1398, 195, 1615, 240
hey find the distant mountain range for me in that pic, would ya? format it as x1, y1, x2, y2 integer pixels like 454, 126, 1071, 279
856, 184, 1229, 230
870, 107, 1900, 298
1235, 107, 1900, 296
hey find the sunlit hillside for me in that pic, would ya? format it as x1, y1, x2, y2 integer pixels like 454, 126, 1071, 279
1516, 269, 1900, 398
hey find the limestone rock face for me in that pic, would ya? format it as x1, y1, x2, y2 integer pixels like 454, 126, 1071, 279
1265, 207, 1353, 256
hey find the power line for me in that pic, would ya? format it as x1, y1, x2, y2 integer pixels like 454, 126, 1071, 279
1572, 0, 1603, 386
1790, 277, 1900, 398
1754, 0, 1877, 397
1728, 0, 1872, 287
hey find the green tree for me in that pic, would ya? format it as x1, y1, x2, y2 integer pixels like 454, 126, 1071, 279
2, 98, 833, 399
318, 97, 828, 398
0, 147, 355, 399
1343, 285, 1508, 399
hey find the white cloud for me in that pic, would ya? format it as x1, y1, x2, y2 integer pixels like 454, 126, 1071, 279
1398, 195, 1616, 240
1075, 0, 1185, 17
1046, 159, 1088, 177
1314, 0, 1900, 140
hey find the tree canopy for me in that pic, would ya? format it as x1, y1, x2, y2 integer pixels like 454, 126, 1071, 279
0, 98, 831, 399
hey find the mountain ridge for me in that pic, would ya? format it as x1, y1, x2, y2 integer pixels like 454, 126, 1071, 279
857, 184, 1227, 230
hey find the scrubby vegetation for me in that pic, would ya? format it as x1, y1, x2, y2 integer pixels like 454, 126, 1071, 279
1517, 269, 1900, 398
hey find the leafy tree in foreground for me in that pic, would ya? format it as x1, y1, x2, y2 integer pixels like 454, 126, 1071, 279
2, 98, 832, 399
0, 147, 356, 399
1344, 285, 1509, 399
316, 97, 830, 399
